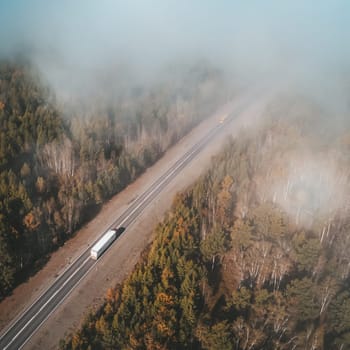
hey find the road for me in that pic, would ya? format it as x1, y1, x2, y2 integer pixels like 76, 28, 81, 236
0, 96, 251, 350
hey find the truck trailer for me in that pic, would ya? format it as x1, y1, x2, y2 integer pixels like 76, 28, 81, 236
90, 229, 117, 260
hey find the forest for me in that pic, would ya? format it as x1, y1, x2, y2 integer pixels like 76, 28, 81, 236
60, 96, 350, 350
0, 59, 228, 299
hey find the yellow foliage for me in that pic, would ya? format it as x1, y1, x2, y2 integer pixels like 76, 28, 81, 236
156, 321, 171, 336
95, 316, 107, 334
156, 292, 174, 305
161, 267, 174, 288
71, 333, 82, 349
104, 302, 113, 315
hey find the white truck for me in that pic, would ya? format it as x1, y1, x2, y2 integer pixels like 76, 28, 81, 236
90, 229, 117, 260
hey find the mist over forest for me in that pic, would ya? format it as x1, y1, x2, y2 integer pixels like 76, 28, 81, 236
2, 1, 350, 105
1, 1, 350, 349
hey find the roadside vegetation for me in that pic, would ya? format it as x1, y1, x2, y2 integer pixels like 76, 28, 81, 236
61, 97, 350, 349
0, 60, 227, 299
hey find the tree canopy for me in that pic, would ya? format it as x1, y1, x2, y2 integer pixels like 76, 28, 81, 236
61, 97, 350, 349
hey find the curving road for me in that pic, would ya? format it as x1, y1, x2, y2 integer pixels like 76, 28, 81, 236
0, 97, 251, 350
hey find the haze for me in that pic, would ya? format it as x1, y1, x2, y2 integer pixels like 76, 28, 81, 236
1, 1, 350, 100
1, 0, 350, 227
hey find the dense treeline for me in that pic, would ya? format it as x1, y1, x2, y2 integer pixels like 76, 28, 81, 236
0, 60, 227, 299
61, 97, 350, 349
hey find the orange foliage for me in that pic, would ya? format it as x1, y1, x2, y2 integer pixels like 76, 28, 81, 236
156, 321, 172, 336
23, 210, 41, 230
156, 292, 174, 305
129, 334, 141, 348
106, 287, 114, 301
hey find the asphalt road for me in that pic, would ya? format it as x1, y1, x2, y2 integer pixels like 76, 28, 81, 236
0, 97, 249, 350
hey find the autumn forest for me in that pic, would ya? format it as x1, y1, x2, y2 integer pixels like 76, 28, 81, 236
0, 60, 227, 299
2, 1, 350, 349
60, 96, 350, 349
2, 59, 350, 349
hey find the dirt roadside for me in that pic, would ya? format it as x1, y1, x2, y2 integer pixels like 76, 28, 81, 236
0, 92, 270, 349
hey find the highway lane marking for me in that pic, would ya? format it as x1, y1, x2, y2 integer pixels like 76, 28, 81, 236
3, 256, 91, 350
0, 129, 209, 345
17, 257, 100, 350
116, 126, 219, 226
0, 252, 91, 343
1, 96, 251, 349
2, 111, 226, 349
118, 126, 220, 227
119, 153, 193, 225
0, 136, 199, 345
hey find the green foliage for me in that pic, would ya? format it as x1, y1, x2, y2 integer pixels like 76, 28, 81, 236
62, 196, 204, 349
196, 321, 234, 350
286, 277, 320, 322
230, 219, 253, 250
293, 233, 321, 273
0, 60, 226, 298
0, 221, 15, 298
59, 84, 350, 349
200, 229, 228, 270
329, 292, 350, 335
227, 286, 251, 312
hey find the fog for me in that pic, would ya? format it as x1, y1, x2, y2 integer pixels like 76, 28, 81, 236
2, 1, 350, 225
1, 1, 350, 103
265, 151, 349, 226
